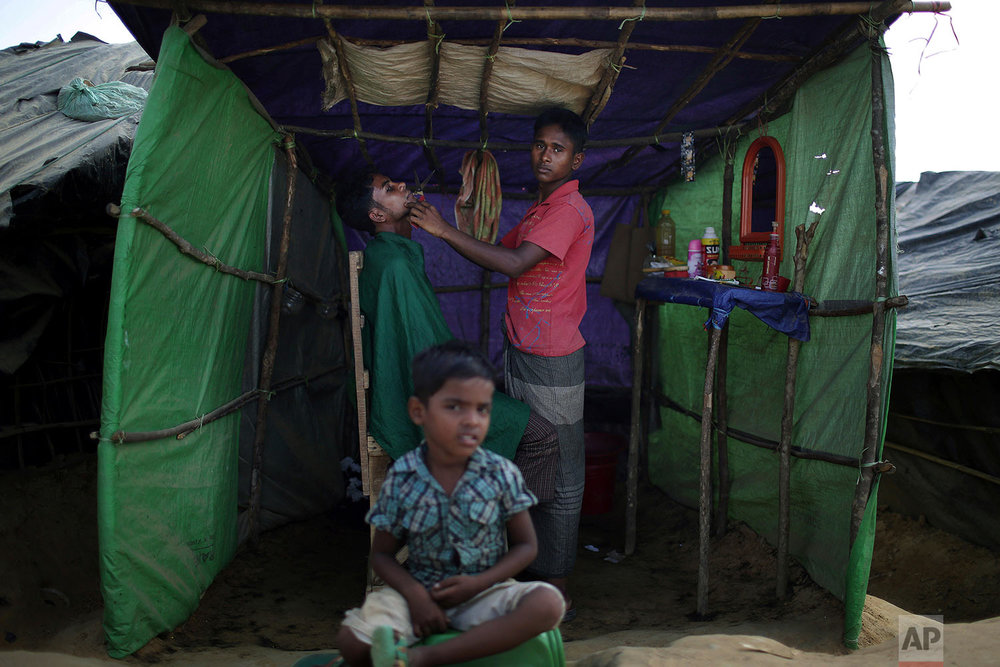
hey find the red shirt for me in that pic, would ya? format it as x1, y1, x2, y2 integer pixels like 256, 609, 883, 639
501, 180, 594, 356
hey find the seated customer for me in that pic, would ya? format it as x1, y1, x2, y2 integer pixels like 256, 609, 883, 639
336, 172, 558, 505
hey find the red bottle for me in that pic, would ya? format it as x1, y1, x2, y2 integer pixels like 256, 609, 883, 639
760, 221, 781, 291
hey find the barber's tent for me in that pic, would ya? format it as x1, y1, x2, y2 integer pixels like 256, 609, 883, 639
0, 34, 151, 467
99, 0, 942, 657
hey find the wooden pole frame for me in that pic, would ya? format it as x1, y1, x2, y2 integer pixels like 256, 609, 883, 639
247, 137, 298, 545
111, 1, 952, 23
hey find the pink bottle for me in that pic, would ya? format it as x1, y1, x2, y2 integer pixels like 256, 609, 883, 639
687, 239, 703, 278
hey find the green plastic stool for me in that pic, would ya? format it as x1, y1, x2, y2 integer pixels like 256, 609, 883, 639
417, 627, 565, 666
292, 628, 564, 666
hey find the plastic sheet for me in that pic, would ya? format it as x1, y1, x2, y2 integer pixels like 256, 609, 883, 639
57, 77, 147, 121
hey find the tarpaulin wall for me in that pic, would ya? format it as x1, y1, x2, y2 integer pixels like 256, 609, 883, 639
98, 27, 280, 657
644, 42, 897, 645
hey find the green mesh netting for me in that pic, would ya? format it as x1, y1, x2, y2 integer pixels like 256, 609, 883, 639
98, 27, 280, 657
645, 42, 896, 647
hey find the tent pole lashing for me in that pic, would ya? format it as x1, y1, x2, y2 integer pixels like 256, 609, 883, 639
112, 205, 280, 284
248, 137, 299, 546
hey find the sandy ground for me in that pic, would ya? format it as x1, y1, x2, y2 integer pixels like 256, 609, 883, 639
2, 454, 998, 666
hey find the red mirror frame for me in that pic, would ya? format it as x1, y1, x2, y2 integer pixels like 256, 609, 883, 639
730, 135, 785, 261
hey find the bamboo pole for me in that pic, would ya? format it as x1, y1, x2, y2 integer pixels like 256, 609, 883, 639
714, 141, 736, 538
329, 35, 802, 62
697, 325, 723, 617
714, 324, 729, 538
248, 137, 298, 545
582, 0, 643, 125
280, 123, 747, 150
118, 205, 280, 284
323, 25, 374, 169
110, 1, 953, 22
850, 35, 892, 548
422, 0, 446, 186
654, 389, 862, 467
604, 16, 762, 174
884, 441, 1000, 487
625, 297, 646, 556
776, 220, 818, 599
810, 295, 908, 316
108, 367, 341, 444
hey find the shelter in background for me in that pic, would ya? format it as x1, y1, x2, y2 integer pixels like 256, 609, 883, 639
0, 34, 151, 468
98, 0, 949, 658
882, 171, 1000, 551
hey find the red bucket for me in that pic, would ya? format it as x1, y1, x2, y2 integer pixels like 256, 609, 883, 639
582, 432, 626, 515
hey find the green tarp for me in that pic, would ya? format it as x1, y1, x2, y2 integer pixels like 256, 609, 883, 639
644, 42, 896, 647
98, 27, 280, 657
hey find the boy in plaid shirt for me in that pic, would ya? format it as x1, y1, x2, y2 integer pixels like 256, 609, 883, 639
337, 341, 564, 666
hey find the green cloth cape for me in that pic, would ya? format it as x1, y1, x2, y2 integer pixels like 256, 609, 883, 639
359, 232, 529, 460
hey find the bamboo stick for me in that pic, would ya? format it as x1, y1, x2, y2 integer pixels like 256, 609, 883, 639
810, 295, 908, 316
714, 324, 730, 538
220, 35, 320, 63
714, 142, 736, 538
108, 367, 341, 444
654, 389, 862, 468
607, 16, 762, 174
583, 0, 643, 125
422, 0, 446, 187
625, 297, 646, 556
324, 25, 374, 169
850, 36, 892, 549
248, 137, 298, 546
279, 123, 748, 150
697, 325, 723, 617
110, 1, 953, 22
884, 441, 1000, 487
347, 36, 801, 62
776, 220, 818, 599
123, 206, 279, 284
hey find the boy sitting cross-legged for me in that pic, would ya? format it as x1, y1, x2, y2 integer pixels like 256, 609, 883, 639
336, 340, 565, 667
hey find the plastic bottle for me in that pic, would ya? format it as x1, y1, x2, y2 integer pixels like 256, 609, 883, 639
687, 238, 703, 278
701, 226, 719, 268
760, 221, 781, 291
655, 207, 676, 259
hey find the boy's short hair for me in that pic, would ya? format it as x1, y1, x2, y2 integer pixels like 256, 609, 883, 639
412, 340, 497, 403
335, 172, 377, 234
534, 107, 588, 154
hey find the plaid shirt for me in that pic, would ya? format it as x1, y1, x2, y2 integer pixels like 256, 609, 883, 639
367, 444, 536, 589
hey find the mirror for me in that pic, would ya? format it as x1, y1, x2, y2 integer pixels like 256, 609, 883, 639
730, 136, 785, 261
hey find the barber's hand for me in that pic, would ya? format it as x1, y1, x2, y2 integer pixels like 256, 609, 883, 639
406, 200, 450, 238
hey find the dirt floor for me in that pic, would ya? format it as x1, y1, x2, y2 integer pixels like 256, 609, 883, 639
2, 453, 999, 665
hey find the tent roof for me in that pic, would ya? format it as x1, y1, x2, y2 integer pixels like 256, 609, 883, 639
107, 0, 932, 194
894, 171, 1000, 373
0, 34, 152, 229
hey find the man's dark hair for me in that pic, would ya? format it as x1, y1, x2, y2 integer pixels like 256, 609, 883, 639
534, 107, 587, 153
335, 172, 377, 234
412, 340, 497, 403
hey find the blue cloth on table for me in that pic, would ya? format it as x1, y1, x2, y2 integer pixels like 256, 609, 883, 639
635, 277, 812, 342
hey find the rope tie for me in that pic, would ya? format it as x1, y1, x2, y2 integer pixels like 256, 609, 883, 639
619, 3, 646, 30
503, 1, 521, 33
